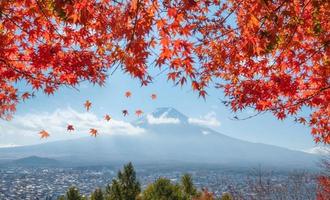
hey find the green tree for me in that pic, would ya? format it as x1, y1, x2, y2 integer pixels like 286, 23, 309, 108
105, 162, 141, 200
220, 193, 232, 200
118, 162, 141, 199
91, 188, 104, 200
142, 178, 183, 200
181, 174, 198, 199
105, 179, 123, 200
57, 196, 65, 200
63, 186, 82, 200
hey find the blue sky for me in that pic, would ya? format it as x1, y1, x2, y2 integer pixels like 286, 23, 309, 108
1, 68, 316, 151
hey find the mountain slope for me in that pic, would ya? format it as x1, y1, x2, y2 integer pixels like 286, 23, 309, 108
0, 108, 319, 169
10, 156, 59, 166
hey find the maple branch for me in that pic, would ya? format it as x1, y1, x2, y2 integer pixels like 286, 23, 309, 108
1, 12, 46, 46
268, 85, 330, 113
0, 58, 37, 82
3, 59, 32, 62
111, 0, 122, 5
220, 0, 243, 25
294, 85, 330, 106
109, 0, 141, 77
36, 0, 62, 36
268, 0, 313, 68
0, 58, 81, 92
110, 60, 122, 76
257, 0, 288, 35
229, 111, 266, 121
227, 83, 330, 121
35, 0, 86, 53
152, 66, 169, 79
127, 0, 141, 50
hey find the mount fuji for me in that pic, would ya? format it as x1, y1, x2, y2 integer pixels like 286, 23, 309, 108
0, 107, 319, 169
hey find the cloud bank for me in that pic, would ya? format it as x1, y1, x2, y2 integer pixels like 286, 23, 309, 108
0, 108, 145, 146
188, 112, 221, 127
146, 114, 181, 124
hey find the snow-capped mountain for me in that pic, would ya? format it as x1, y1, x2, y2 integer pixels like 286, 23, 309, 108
135, 107, 188, 125
149, 107, 188, 121
0, 108, 320, 169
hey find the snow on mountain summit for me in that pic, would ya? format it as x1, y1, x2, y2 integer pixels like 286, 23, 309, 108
135, 107, 188, 125
151, 107, 188, 121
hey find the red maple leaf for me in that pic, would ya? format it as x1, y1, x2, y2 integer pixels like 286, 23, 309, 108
84, 100, 92, 111
135, 109, 143, 117
104, 114, 111, 121
151, 94, 157, 100
89, 128, 98, 137
67, 124, 75, 132
125, 91, 132, 98
39, 130, 50, 139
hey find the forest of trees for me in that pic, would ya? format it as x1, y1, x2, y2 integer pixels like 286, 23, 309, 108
57, 162, 231, 200
56, 162, 330, 200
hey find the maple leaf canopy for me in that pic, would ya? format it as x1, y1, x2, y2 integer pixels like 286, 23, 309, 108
0, 0, 329, 143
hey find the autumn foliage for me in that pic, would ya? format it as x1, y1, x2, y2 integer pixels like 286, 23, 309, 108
317, 157, 330, 200
0, 0, 329, 143
317, 176, 330, 200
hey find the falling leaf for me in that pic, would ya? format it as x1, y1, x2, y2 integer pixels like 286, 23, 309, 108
90, 128, 98, 137
151, 94, 157, 100
104, 114, 111, 121
125, 91, 132, 98
21, 92, 31, 101
122, 110, 129, 116
39, 130, 50, 139
135, 109, 143, 117
84, 100, 92, 111
67, 124, 74, 132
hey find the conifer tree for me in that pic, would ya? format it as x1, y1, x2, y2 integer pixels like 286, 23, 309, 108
105, 180, 122, 200
91, 188, 104, 200
65, 186, 82, 200
118, 162, 141, 200
181, 174, 198, 199
57, 196, 65, 200
105, 162, 141, 200
220, 193, 232, 200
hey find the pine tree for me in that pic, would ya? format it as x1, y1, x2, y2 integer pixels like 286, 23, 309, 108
220, 193, 232, 200
57, 196, 65, 200
105, 180, 122, 200
65, 186, 82, 200
181, 174, 198, 199
118, 162, 141, 200
105, 162, 141, 200
91, 188, 104, 200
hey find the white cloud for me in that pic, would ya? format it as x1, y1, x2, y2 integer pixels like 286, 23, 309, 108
146, 114, 180, 125
188, 111, 221, 127
0, 107, 145, 146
